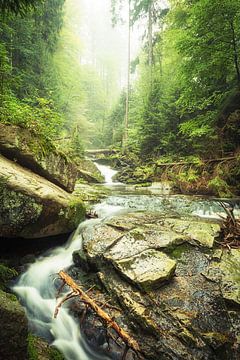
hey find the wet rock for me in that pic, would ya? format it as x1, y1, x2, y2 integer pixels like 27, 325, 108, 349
109, 249, 176, 291
74, 211, 239, 359
74, 183, 108, 205
0, 154, 85, 238
205, 249, 240, 305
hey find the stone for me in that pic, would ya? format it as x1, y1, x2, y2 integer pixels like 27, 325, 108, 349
74, 183, 108, 205
0, 154, 85, 238
0, 123, 78, 192
110, 249, 176, 291
206, 249, 240, 305
0, 289, 28, 360
74, 211, 239, 359
163, 218, 220, 248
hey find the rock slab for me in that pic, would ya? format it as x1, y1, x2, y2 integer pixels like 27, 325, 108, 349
0, 154, 85, 238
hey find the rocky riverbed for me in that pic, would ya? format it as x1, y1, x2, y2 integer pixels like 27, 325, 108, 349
1, 158, 239, 360
70, 197, 240, 359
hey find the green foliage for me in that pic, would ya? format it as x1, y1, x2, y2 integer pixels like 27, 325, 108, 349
208, 176, 232, 198
107, 0, 240, 163
0, 0, 42, 14
0, 95, 63, 139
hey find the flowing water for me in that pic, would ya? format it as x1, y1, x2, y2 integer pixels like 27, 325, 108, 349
13, 163, 240, 360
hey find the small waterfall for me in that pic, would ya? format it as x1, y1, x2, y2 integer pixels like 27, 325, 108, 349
14, 217, 110, 360
94, 162, 118, 185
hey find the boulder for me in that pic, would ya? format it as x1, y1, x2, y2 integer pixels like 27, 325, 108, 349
0, 123, 78, 192
73, 211, 239, 359
0, 154, 85, 238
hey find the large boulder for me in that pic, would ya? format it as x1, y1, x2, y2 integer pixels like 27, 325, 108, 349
0, 154, 85, 238
73, 212, 239, 359
0, 123, 78, 192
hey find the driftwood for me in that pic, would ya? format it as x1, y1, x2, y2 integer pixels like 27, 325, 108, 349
54, 270, 142, 358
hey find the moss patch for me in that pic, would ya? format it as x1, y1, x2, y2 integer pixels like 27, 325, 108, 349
0, 263, 18, 290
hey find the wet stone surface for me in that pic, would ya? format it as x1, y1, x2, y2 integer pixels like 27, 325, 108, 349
72, 210, 240, 360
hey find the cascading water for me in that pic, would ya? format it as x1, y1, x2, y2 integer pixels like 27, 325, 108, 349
94, 162, 119, 185
13, 164, 121, 360
13, 162, 239, 360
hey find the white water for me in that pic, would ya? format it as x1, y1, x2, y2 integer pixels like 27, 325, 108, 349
94, 162, 118, 185
13, 164, 119, 360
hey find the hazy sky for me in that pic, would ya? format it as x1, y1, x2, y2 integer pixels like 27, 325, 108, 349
66, 0, 168, 90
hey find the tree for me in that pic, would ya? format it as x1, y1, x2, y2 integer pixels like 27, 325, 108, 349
0, 0, 43, 14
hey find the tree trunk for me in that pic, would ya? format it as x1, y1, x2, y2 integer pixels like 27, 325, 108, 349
230, 20, 240, 85
148, 1, 153, 68
123, 0, 131, 149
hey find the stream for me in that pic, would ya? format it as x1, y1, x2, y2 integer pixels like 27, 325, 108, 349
13, 164, 239, 360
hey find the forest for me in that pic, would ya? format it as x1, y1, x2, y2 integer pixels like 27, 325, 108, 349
0, 1, 240, 360
0, 0, 240, 196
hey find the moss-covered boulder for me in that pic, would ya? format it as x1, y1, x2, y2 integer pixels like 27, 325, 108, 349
0, 123, 78, 192
0, 154, 85, 238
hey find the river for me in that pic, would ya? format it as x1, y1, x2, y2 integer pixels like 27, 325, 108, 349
13, 163, 239, 360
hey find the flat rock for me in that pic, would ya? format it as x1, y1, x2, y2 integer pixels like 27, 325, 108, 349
110, 249, 176, 290
73, 211, 240, 359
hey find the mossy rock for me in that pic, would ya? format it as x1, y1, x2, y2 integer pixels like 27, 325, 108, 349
0, 263, 18, 290
0, 155, 86, 238
0, 289, 28, 360
28, 334, 65, 360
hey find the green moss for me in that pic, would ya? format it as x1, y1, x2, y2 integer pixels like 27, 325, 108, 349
27, 334, 38, 360
48, 347, 65, 360
0, 263, 18, 290
168, 243, 190, 260
0, 186, 43, 230
208, 176, 232, 197
68, 197, 86, 227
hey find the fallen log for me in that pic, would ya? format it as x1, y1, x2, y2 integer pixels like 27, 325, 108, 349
55, 270, 142, 357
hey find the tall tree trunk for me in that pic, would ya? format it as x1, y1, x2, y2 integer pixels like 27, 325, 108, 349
148, 0, 153, 68
123, 0, 131, 149
230, 20, 240, 85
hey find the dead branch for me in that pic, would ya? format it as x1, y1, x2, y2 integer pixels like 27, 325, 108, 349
55, 270, 142, 357
218, 201, 240, 248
